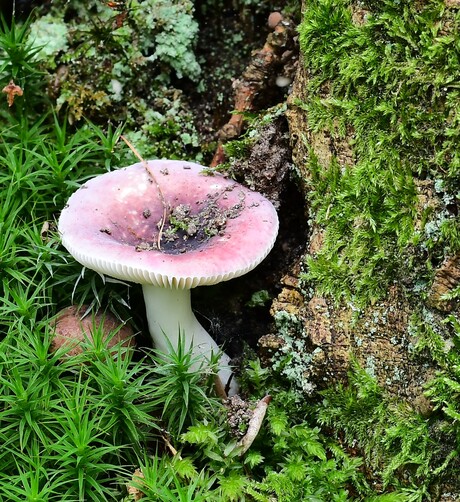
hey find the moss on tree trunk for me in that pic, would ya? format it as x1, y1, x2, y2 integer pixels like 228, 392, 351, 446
264, 0, 460, 495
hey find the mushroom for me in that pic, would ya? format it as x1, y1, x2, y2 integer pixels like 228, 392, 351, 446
58, 160, 279, 395
268, 11, 283, 30
51, 305, 135, 357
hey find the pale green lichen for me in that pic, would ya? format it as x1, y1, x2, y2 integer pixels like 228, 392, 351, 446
364, 355, 376, 379
140, 1, 201, 80
271, 310, 317, 396
28, 14, 69, 65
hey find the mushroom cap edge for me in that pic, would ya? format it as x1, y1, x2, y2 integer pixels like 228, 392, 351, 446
58, 160, 279, 289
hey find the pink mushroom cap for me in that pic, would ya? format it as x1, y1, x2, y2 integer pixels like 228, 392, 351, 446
59, 160, 279, 289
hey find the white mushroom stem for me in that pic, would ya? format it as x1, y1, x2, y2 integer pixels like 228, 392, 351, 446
142, 284, 238, 396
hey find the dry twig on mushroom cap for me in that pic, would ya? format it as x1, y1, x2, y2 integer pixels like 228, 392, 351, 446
120, 135, 168, 250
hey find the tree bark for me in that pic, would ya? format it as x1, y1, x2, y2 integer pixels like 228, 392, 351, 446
262, 0, 460, 412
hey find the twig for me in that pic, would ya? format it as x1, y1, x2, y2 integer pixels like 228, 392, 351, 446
162, 432, 182, 459
120, 135, 168, 250
237, 395, 272, 455
214, 374, 228, 400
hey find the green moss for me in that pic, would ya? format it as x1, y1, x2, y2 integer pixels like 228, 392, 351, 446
223, 135, 254, 160
302, 151, 418, 304
298, 0, 460, 304
414, 314, 460, 438
318, 359, 459, 497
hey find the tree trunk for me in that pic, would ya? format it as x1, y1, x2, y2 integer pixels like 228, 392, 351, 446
262, 0, 460, 415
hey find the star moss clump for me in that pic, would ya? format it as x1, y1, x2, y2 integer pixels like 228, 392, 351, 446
298, 0, 460, 305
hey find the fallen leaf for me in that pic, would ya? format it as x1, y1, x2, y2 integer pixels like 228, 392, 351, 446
127, 468, 145, 501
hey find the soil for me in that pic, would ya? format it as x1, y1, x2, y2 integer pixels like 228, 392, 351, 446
183, 4, 306, 360
134, 185, 245, 255
189, 1, 277, 145
224, 395, 252, 439
0, 0, 42, 18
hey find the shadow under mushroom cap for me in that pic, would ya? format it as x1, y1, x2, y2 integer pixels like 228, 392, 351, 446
59, 160, 279, 289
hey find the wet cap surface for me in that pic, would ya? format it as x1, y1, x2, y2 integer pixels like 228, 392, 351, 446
59, 160, 279, 289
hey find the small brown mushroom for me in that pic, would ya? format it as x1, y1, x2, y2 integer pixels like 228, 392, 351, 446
51, 305, 135, 357
268, 11, 283, 29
